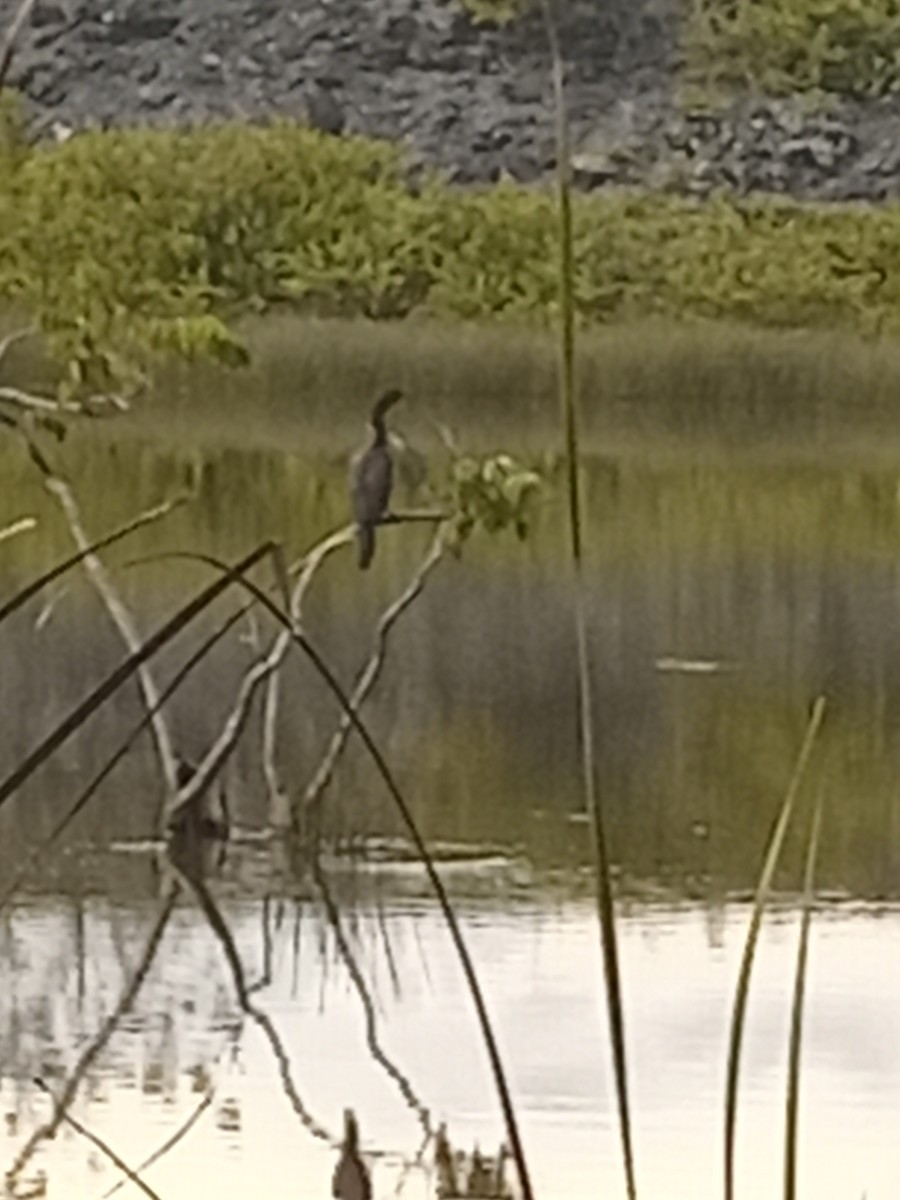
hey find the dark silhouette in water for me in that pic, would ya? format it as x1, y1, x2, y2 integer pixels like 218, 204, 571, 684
350, 388, 403, 569
332, 1109, 371, 1200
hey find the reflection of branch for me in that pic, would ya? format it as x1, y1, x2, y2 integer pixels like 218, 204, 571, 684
34, 1078, 164, 1200
301, 527, 446, 827
171, 853, 333, 1145
6, 884, 179, 1188
101, 1091, 213, 1200
314, 864, 431, 1136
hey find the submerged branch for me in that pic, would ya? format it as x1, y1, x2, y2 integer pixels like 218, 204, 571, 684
34, 1078, 164, 1200
6, 884, 179, 1188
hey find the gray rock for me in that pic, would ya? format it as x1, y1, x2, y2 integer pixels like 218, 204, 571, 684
8, 0, 900, 202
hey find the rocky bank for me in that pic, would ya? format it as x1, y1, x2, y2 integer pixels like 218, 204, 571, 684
11, 0, 900, 202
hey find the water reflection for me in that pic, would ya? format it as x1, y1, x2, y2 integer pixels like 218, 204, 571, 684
2, 847, 899, 1200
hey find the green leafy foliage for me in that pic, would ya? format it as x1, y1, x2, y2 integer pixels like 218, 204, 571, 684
686, 0, 900, 96
4, 116, 900, 400
447, 453, 543, 552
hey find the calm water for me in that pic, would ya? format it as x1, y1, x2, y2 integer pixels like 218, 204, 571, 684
2, 865, 900, 1199
3, 362, 900, 1195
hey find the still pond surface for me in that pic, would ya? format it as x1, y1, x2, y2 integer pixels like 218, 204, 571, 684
2, 361, 900, 1198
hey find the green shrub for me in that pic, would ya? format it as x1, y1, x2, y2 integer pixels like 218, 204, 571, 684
686, 0, 900, 96
4, 117, 900, 396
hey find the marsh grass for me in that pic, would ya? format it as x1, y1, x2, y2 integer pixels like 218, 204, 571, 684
785, 787, 825, 1200
542, 0, 636, 1194
724, 696, 826, 1200
111, 315, 900, 464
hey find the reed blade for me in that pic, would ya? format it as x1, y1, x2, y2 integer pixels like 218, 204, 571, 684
724, 696, 827, 1200
0, 541, 274, 813
148, 548, 536, 1200
540, 1, 637, 1195
785, 788, 824, 1200
0, 494, 188, 627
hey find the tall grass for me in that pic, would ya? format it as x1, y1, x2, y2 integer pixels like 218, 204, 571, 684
785, 788, 825, 1200
724, 696, 827, 1200
542, 1, 637, 1195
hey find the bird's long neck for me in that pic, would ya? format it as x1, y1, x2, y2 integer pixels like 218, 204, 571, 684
370, 415, 388, 447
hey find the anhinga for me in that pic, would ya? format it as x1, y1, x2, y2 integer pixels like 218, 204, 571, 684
350, 388, 403, 569
332, 1109, 372, 1200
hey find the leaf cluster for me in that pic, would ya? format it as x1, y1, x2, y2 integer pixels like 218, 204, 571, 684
686, 0, 900, 97
447, 453, 543, 552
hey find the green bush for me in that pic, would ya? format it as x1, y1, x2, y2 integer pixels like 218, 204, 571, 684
686, 0, 900, 96
4, 117, 900, 395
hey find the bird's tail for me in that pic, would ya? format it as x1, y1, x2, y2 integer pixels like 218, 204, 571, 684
357, 524, 376, 570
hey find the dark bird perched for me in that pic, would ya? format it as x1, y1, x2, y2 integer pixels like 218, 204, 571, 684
332, 1109, 372, 1200
350, 388, 403, 569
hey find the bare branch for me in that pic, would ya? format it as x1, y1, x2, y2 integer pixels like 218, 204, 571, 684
262, 525, 354, 825
0, 515, 35, 546
0, 384, 67, 414
301, 528, 446, 825
0, 384, 131, 424
0, 492, 189, 626
43, 473, 181, 796
101, 1092, 213, 1200
34, 1078, 164, 1200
